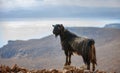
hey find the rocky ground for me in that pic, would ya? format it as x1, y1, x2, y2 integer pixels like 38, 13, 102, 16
0, 64, 116, 73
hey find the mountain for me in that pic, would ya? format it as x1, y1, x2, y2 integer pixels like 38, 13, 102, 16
0, 27, 120, 72
104, 23, 120, 29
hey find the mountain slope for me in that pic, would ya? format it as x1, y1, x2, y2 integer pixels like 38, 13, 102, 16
104, 23, 120, 29
0, 27, 120, 72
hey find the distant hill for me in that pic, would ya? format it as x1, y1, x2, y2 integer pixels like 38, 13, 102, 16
104, 23, 120, 29
0, 27, 120, 72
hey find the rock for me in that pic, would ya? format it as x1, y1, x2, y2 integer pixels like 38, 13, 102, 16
49, 69, 62, 73
63, 66, 76, 70
0, 64, 117, 73
11, 64, 20, 72
63, 66, 85, 73
84, 70, 91, 73
0, 65, 7, 73
6, 66, 11, 72
76, 68, 84, 73
19, 68, 28, 73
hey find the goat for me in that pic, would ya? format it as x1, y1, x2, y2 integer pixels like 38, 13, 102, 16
52, 24, 97, 71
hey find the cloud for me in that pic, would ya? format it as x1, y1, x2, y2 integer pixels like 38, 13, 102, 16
0, 0, 120, 11
0, 0, 42, 11
0, 0, 120, 19
44, 0, 120, 7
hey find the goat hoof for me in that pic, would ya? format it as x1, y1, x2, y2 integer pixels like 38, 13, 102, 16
64, 63, 68, 66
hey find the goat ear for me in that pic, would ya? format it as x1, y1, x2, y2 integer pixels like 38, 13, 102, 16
60, 24, 64, 30
60, 24, 63, 27
52, 25, 55, 27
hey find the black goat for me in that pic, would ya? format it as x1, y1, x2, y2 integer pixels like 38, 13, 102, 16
52, 24, 97, 71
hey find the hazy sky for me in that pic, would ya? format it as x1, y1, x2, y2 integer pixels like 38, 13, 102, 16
0, 0, 120, 47
0, 0, 120, 19
1, 0, 120, 10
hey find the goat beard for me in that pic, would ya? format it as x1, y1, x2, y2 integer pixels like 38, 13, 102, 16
54, 34, 59, 37
54, 34, 59, 38
55, 34, 58, 37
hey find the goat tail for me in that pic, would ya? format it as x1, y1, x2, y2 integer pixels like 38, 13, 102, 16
90, 40, 97, 65
82, 39, 97, 65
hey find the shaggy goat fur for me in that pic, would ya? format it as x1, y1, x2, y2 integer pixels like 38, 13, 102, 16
53, 24, 97, 71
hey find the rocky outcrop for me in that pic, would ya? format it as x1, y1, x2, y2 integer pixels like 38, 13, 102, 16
0, 64, 116, 73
